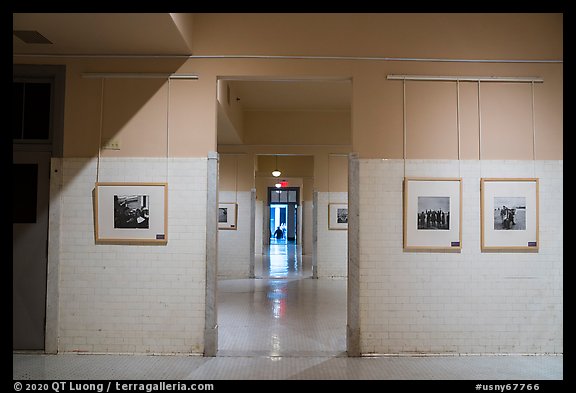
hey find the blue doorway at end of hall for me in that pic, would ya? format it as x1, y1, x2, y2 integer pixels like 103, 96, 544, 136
269, 203, 297, 244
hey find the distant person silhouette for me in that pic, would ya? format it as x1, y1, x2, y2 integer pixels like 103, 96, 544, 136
274, 226, 283, 239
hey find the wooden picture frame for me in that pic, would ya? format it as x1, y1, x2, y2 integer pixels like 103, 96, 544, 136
403, 177, 462, 251
94, 182, 168, 244
480, 178, 539, 252
218, 202, 238, 230
328, 203, 348, 230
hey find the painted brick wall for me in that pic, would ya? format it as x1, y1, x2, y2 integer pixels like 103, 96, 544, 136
358, 159, 562, 354
302, 200, 313, 255
57, 157, 207, 354
218, 191, 251, 278
317, 192, 348, 278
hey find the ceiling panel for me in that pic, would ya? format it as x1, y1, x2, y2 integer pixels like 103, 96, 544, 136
13, 13, 193, 55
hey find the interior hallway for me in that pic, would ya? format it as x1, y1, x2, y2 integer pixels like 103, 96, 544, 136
217, 240, 347, 357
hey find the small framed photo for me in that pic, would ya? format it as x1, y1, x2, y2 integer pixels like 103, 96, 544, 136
94, 182, 168, 244
218, 203, 238, 230
329, 203, 348, 230
480, 178, 539, 251
403, 177, 462, 251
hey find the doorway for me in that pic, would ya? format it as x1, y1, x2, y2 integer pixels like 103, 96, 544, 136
213, 77, 351, 357
13, 65, 65, 351
269, 187, 299, 244
13, 151, 51, 350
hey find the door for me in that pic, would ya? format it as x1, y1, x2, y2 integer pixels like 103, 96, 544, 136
13, 151, 51, 350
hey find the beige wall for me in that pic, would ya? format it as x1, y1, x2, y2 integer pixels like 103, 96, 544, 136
218, 153, 254, 192
351, 61, 562, 159
328, 155, 348, 192
13, 14, 562, 160
217, 80, 244, 143
242, 111, 351, 146
255, 155, 314, 178
191, 13, 562, 60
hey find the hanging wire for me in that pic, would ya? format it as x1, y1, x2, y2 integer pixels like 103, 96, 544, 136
165, 78, 171, 183
96, 78, 105, 183
456, 79, 462, 178
403, 79, 407, 177
477, 81, 483, 177
531, 81, 537, 177
327, 154, 331, 205
235, 154, 239, 204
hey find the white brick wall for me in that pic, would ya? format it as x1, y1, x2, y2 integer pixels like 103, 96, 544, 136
57, 157, 207, 354
358, 159, 562, 354
302, 200, 313, 255
317, 192, 348, 278
218, 191, 251, 278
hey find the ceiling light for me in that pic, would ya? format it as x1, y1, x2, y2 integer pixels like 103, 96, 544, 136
272, 155, 281, 177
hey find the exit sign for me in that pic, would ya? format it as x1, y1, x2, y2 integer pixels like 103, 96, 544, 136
280, 181, 289, 187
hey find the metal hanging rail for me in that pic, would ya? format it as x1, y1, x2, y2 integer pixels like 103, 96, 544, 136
387, 75, 544, 83
81, 72, 199, 80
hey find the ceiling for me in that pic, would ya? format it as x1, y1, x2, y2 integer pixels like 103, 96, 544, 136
230, 80, 351, 111
13, 14, 352, 145
12, 13, 193, 55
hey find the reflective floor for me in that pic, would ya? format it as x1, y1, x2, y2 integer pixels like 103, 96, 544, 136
217, 240, 347, 356
13, 353, 563, 380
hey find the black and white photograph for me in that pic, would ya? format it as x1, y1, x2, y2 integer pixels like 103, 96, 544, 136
403, 177, 462, 251
481, 178, 538, 251
94, 182, 168, 244
218, 203, 238, 230
417, 196, 450, 230
218, 207, 228, 223
114, 195, 149, 229
328, 203, 348, 230
493, 197, 526, 231
337, 207, 348, 224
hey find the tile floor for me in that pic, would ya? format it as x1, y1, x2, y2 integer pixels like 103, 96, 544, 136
218, 240, 346, 357
13, 241, 563, 380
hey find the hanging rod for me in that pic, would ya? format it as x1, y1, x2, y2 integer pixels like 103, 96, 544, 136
81, 72, 198, 79
387, 75, 543, 83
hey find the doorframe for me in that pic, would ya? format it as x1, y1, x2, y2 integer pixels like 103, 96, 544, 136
13, 64, 66, 354
267, 186, 300, 243
209, 75, 356, 357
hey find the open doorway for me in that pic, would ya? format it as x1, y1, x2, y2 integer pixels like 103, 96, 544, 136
269, 187, 299, 244
214, 77, 351, 357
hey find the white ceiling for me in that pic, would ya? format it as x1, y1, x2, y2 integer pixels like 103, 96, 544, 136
230, 80, 351, 111
13, 13, 192, 55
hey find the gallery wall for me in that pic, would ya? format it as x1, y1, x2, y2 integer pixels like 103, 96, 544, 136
356, 159, 562, 354
53, 157, 208, 353
14, 12, 562, 355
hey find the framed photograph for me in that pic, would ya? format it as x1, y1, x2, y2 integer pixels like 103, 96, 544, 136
218, 203, 238, 230
480, 178, 539, 251
94, 182, 168, 244
403, 177, 462, 251
329, 203, 348, 230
